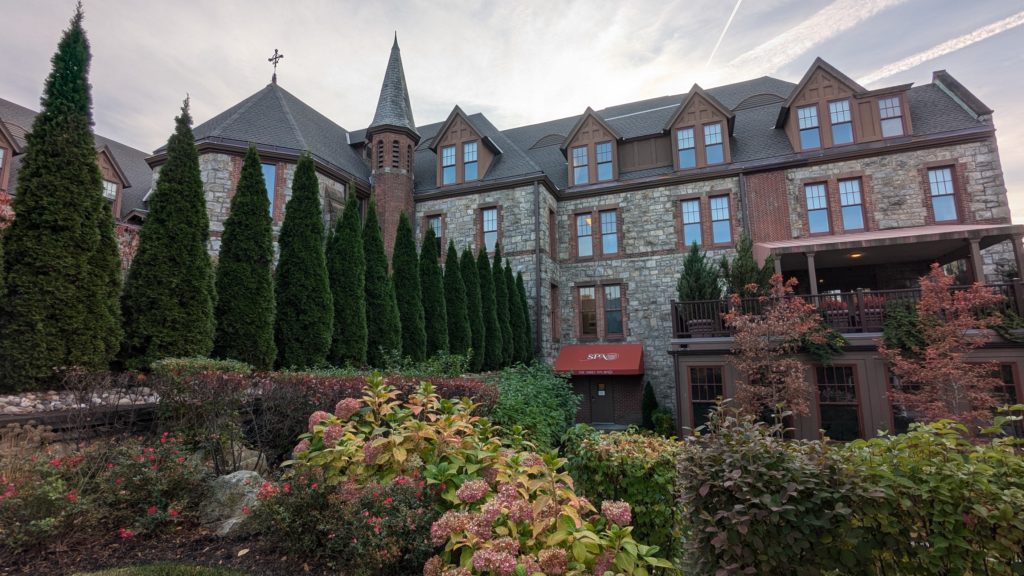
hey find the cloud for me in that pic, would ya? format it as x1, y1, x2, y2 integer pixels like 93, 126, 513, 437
858, 10, 1024, 85
725, 0, 906, 74
706, 0, 744, 66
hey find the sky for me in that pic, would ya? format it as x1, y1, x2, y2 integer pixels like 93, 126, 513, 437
2, 0, 1023, 219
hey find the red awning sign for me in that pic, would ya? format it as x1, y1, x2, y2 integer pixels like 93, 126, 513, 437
554, 344, 645, 375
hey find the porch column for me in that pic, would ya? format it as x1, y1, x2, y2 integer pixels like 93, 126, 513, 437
968, 238, 985, 283
806, 252, 818, 295
1012, 234, 1024, 280
773, 257, 782, 277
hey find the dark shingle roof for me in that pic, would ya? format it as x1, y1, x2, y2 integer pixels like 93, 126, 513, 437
185, 83, 370, 181
0, 97, 153, 219
907, 84, 987, 135
367, 37, 418, 139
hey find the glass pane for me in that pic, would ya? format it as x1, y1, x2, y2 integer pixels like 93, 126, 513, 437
677, 128, 694, 150
684, 223, 702, 246
842, 205, 864, 230
831, 122, 853, 145
710, 197, 729, 221
605, 310, 622, 335
679, 148, 696, 169
805, 184, 827, 210
574, 166, 588, 185
839, 179, 861, 205
932, 195, 958, 222
879, 97, 901, 119
580, 287, 596, 336
800, 128, 821, 149
809, 209, 830, 234
572, 146, 588, 166
484, 230, 497, 253
693, 403, 716, 430
712, 220, 730, 244
577, 214, 592, 257
602, 233, 617, 254
797, 105, 819, 129
483, 208, 497, 232
601, 211, 618, 254
463, 142, 477, 162
261, 163, 276, 216
928, 168, 954, 195
597, 162, 613, 181
442, 165, 456, 185
464, 161, 478, 181
441, 146, 456, 166
703, 123, 722, 145
829, 100, 851, 124
820, 406, 860, 441
705, 143, 724, 165
881, 117, 903, 138
682, 199, 701, 224
595, 142, 612, 163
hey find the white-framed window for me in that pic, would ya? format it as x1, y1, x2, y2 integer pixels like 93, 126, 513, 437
703, 123, 724, 164
596, 142, 613, 181
677, 127, 696, 169
441, 145, 456, 185
102, 179, 118, 201
600, 209, 618, 255
839, 179, 865, 231
928, 167, 957, 222
829, 100, 853, 145
681, 198, 701, 246
572, 146, 589, 185
797, 105, 821, 149
482, 207, 498, 252
576, 213, 593, 258
710, 195, 731, 244
879, 97, 904, 138
805, 183, 830, 234
463, 142, 478, 181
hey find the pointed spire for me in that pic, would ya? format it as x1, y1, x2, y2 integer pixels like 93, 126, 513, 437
368, 35, 419, 143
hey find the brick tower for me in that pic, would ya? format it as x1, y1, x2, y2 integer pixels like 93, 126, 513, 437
366, 35, 419, 258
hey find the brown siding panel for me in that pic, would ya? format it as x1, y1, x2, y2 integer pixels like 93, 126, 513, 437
745, 171, 791, 243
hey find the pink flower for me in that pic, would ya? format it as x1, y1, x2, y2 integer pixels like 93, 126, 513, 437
601, 500, 632, 526
471, 549, 517, 576
508, 500, 534, 523
521, 453, 543, 468
538, 548, 567, 575
334, 398, 362, 420
311, 483, 318, 490
147, 505, 157, 515
363, 442, 383, 465
169, 509, 178, 518
242, 505, 251, 515
593, 549, 615, 575
293, 439, 311, 456
49, 458, 62, 468
256, 481, 280, 501
117, 528, 135, 540
65, 489, 78, 502
455, 479, 489, 503
430, 511, 472, 546
106, 462, 114, 470
322, 424, 344, 445
423, 555, 444, 576
307, 410, 331, 432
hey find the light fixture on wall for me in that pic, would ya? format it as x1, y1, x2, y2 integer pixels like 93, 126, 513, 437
849, 252, 864, 259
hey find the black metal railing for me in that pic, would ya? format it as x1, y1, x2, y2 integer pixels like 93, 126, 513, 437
671, 282, 1024, 339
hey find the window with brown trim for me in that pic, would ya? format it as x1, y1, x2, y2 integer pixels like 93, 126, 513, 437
463, 141, 479, 181
427, 215, 443, 255
829, 100, 853, 145
879, 97, 904, 138
838, 178, 865, 231
703, 123, 724, 164
603, 284, 623, 337
579, 286, 597, 338
576, 213, 593, 258
550, 284, 561, 343
805, 183, 830, 234
928, 167, 958, 222
690, 366, 724, 430
596, 142, 613, 181
816, 365, 861, 441
481, 206, 499, 253
676, 127, 696, 169
600, 209, 618, 255
102, 180, 118, 201
797, 105, 821, 150
681, 198, 702, 246
710, 195, 731, 244
441, 146, 456, 185
572, 146, 589, 186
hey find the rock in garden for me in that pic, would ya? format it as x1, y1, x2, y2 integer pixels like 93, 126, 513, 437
202, 470, 263, 537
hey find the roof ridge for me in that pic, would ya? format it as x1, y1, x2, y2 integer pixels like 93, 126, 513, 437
273, 85, 308, 151
209, 85, 270, 138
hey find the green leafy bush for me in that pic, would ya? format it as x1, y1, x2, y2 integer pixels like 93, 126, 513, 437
490, 364, 579, 450
150, 357, 253, 379
563, 425, 683, 561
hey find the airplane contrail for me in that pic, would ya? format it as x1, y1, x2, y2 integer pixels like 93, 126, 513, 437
859, 10, 1024, 85
727, 0, 906, 74
706, 0, 744, 66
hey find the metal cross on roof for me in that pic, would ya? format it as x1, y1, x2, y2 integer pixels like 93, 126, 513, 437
268, 49, 284, 84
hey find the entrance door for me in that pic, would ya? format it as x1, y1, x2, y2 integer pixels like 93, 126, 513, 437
590, 380, 615, 422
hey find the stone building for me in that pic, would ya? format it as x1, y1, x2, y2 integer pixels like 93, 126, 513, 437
8, 41, 1020, 435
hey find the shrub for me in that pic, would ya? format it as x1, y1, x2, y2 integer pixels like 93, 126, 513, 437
150, 357, 253, 379
490, 364, 579, 450
563, 425, 683, 561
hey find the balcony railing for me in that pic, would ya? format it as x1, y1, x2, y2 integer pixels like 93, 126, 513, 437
671, 283, 1024, 339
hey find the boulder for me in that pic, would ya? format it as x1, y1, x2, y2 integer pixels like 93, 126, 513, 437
202, 470, 263, 537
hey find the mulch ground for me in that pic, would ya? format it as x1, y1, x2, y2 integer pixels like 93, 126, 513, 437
0, 524, 342, 576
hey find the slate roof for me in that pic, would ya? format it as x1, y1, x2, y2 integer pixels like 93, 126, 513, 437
367, 37, 418, 139
0, 97, 153, 220
179, 83, 371, 182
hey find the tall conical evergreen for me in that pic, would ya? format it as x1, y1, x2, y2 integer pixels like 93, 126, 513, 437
516, 271, 534, 364
492, 243, 514, 367
461, 247, 485, 371
0, 6, 122, 390
363, 201, 401, 367
392, 213, 425, 362
477, 248, 502, 370
444, 241, 471, 356
120, 98, 214, 369
213, 146, 276, 369
420, 228, 447, 356
274, 154, 333, 368
505, 262, 524, 365
327, 191, 367, 366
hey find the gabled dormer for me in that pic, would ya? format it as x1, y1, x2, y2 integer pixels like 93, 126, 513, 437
561, 107, 620, 187
429, 106, 501, 187
776, 58, 913, 152
664, 84, 734, 171
96, 145, 131, 218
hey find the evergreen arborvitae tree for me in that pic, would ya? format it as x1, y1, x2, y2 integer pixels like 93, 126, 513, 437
516, 272, 534, 364
327, 190, 367, 366
392, 213, 426, 362
363, 201, 401, 367
492, 244, 514, 367
213, 146, 276, 369
678, 242, 722, 301
461, 246, 485, 371
720, 234, 775, 296
505, 262, 524, 365
419, 228, 447, 357
444, 241, 471, 357
0, 7, 123, 390
274, 154, 333, 368
120, 98, 214, 369
477, 248, 502, 371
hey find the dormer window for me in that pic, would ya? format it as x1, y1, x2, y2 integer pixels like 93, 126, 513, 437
879, 97, 904, 137
703, 123, 724, 165
676, 128, 696, 169
102, 179, 118, 201
441, 145, 456, 185
572, 146, 589, 185
596, 142, 613, 181
829, 100, 853, 145
463, 142, 478, 181
797, 105, 821, 150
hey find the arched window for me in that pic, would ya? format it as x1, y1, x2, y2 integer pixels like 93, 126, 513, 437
391, 141, 400, 168
376, 140, 384, 169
